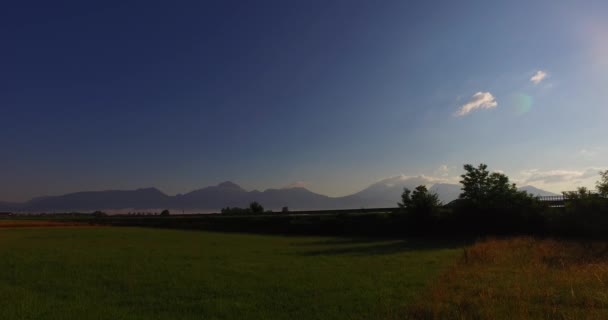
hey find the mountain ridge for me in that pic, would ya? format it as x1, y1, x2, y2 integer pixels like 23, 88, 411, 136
0, 179, 558, 213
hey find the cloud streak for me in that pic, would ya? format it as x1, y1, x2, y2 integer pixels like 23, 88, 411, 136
282, 181, 307, 189
530, 70, 548, 84
455, 92, 497, 116
520, 168, 601, 184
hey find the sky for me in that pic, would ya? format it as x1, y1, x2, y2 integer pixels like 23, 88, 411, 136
1, 0, 607, 202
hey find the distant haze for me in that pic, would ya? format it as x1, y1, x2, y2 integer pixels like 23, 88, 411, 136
0, 178, 558, 213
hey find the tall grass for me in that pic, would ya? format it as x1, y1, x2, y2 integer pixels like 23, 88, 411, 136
407, 237, 608, 319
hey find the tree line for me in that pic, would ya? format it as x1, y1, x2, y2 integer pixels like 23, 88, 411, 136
397, 164, 608, 237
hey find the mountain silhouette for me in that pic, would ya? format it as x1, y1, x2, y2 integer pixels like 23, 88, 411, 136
0, 180, 557, 213
338, 175, 446, 208
24, 188, 170, 211
518, 185, 559, 197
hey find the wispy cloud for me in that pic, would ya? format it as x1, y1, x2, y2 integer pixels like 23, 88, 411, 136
579, 148, 599, 159
374, 174, 453, 188
434, 165, 451, 177
520, 168, 600, 184
282, 181, 307, 189
530, 70, 548, 84
455, 92, 497, 116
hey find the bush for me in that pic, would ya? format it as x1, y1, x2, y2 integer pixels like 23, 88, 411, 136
552, 187, 608, 237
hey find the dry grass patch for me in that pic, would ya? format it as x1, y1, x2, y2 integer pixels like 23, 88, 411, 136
407, 237, 608, 319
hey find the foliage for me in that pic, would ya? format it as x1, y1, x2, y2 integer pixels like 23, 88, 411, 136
459, 163, 527, 207
220, 206, 251, 215
598, 170, 608, 197
91, 210, 107, 217
454, 164, 545, 234
281, 206, 289, 213
160, 209, 170, 216
398, 185, 441, 211
249, 201, 264, 214
220, 202, 265, 215
398, 185, 441, 229
563, 186, 598, 201
557, 187, 608, 237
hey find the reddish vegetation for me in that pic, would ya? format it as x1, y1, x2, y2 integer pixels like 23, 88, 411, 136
406, 237, 608, 319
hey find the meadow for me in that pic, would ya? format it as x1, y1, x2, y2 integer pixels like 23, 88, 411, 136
0, 225, 460, 320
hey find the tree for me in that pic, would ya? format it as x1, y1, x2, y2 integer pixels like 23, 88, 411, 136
249, 201, 264, 214
398, 185, 441, 212
598, 170, 608, 197
459, 163, 522, 207
398, 185, 441, 229
281, 206, 289, 213
160, 209, 170, 216
92, 210, 107, 217
456, 163, 545, 233
563, 186, 595, 200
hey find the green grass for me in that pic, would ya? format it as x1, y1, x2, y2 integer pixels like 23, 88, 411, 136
0, 226, 460, 320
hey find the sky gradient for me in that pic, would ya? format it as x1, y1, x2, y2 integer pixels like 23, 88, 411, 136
1, 0, 607, 202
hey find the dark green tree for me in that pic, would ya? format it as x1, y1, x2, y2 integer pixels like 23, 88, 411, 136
160, 209, 170, 216
398, 185, 441, 211
398, 185, 441, 229
459, 163, 527, 207
597, 170, 608, 197
249, 201, 264, 214
456, 163, 545, 233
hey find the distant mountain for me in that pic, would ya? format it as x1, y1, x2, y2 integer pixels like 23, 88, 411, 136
430, 183, 462, 204
3, 180, 558, 213
257, 187, 335, 210
24, 188, 171, 211
518, 185, 559, 197
174, 182, 334, 210
176, 181, 250, 209
337, 175, 442, 208
0, 201, 20, 212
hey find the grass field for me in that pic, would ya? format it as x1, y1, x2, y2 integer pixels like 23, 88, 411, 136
0, 225, 460, 319
408, 237, 608, 319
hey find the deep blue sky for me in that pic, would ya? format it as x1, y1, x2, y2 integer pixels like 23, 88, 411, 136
2, 0, 607, 201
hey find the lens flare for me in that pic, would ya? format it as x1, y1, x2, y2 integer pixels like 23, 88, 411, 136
511, 93, 533, 115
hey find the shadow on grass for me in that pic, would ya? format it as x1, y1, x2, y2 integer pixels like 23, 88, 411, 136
295, 238, 470, 256
289, 238, 397, 246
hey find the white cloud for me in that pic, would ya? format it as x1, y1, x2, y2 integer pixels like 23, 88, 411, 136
434, 165, 451, 177
530, 70, 548, 85
282, 181, 307, 189
455, 92, 497, 116
375, 173, 460, 188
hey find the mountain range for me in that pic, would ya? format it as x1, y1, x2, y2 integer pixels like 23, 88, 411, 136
0, 177, 558, 213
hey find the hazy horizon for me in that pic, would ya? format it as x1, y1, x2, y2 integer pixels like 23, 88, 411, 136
0, 172, 576, 204
2, 1, 606, 202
